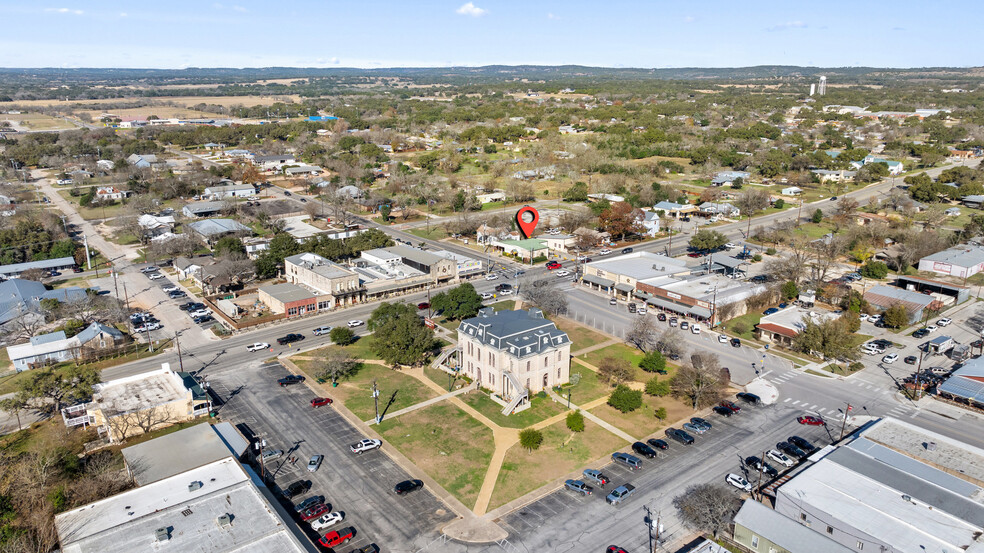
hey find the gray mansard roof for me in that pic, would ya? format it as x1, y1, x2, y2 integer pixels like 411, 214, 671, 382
458, 308, 569, 358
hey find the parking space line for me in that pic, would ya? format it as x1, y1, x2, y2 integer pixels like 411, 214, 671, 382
783, 398, 791, 403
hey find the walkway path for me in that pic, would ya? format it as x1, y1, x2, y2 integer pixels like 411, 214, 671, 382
546, 388, 636, 442
571, 337, 620, 357
365, 382, 475, 425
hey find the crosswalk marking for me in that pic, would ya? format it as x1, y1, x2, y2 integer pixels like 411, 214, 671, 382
783, 398, 792, 403
792, 400, 801, 406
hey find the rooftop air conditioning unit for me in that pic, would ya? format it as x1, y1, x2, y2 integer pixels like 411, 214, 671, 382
217, 514, 232, 528
188, 481, 202, 492
155, 527, 170, 542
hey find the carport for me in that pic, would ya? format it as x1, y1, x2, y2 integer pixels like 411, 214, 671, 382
646, 296, 689, 316
614, 283, 634, 300
705, 254, 748, 276
896, 275, 969, 304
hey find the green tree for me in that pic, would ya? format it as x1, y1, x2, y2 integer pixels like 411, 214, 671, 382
519, 427, 544, 452
811, 209, 824, 223
645, 376, 671, 397
566, 410, 585, 432
608, 384, 643, 413
379, 203, 391, 221
688, 230, 728, 251
15, 365, 100, 413
774, 198, 785, 209
860, 260, 889, 279
369, 302, 436, 366
781, 281, 799, 300
213, 236, 246, 257
329, 326, 355, 346
842, 311, 861, 333
654, 406, 668, 420
254, 233, 301, 278
792, 316, 860, 360
430, 283, 484, 320
639, 351, 667, 374
883, 304, 910, 328
562, 182, 589, 202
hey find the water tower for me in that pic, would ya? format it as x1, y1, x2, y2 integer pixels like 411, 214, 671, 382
817, 75, 827, 96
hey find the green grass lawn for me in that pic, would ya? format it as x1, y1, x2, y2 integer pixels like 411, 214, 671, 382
581, 343, 652, 383
377, 402, 494, 509
794, 221, 838, 240
555, 318, 610, 353
558, 365, 611, 404
459, 390, 565, 429
722, 312, 763, 342
487, 417, 628, 510
406, 227, 448, 241
588, 394, 694, 440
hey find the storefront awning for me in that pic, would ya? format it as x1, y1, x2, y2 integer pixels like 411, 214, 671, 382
646, 296, 688, 314
582, 274, 614, 288
688, 306, 713, 319
615, 283, 634, 293
634, 291, 652, 300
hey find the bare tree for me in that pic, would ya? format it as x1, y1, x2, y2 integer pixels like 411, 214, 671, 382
671, 357, 725, 409
626, 316, 659, 352
518, 275, 569, 315
315, 349, 358, 385
673, 483, 743, 538
653, 329, 686, 359
598, 357, 631, 386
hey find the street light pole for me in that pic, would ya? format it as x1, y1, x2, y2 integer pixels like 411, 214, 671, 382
372, 379, 380, 424
643, 505, 655, 553
840, 403, 852, 440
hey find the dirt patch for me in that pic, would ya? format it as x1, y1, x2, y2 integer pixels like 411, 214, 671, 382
377, 403, 494, 510
488, 418, 627, 510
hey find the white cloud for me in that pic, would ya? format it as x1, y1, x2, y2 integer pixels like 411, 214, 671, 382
547, 12, 559, 20
767, 20, 807, 32
233, 5, 247, 12
119, 12, 127, 17
455, 2, 487, 17
683, 16, 696, 23
44, 7, 83, 15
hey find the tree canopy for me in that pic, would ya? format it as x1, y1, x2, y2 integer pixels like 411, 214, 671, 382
368, 302, 437, 366
430, 283, 484, 321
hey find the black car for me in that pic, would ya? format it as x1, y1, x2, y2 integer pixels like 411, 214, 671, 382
193, 315, 214, 324
495, 283, 513, 292
745, 456, 778, 478
277, 333, 305, 346
631, 441, 658, 458
690, 417, 712, 431
777, 441, 807, 459
394, 479, 424, 495
656, 313, 667, 321
282, 480, 311, 499
666, 428, 695, 445
750, 275, 769, 283
277, 375, 306, 387
621, 247, 633, 254
730, 337, 741, 348
788, 435, 817, 452
647, 439, 669, 450
713, 405, 734, 417
180, 302, 205, 312
736, 392, 760, 404
168, 291, 186, 299
904, 355, 917, 365
913, 328, 930, 338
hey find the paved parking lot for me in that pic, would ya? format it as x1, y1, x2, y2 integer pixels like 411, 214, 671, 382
495, 402, 842, 552
209, 360, 455, 552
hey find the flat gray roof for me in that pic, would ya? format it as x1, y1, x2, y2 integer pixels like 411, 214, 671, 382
585, 251, 688, 281
733, 500, 854, 553
0, 256, 76, 275
922, 244, 984, 269
122, 423, 238, 486
259, 282, 315, 303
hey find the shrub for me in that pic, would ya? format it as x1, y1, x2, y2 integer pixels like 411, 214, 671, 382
532, 255, 548, 264
849, 361, 865, 372
766, 247, 777, 255
781, 281, 799, 300
639, 351, 667, 373
811, 208, 824, 223
535, 390, 547, 399
329, 326, 356, 346
608, 384, 643, 413
566, 410, 585, 432
519, 428, 544, 452
752, 254, 762, 262
860, 260, 889, 279
654, 407, 668, 420
645, 377, 671, 397
730, 320, 750, 335
774, 199, 785, 209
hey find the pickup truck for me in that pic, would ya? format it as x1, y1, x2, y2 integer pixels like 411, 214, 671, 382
319, 526, 355, 547
582, 469, 609, 488
606, 483, 636, 506
564, 479, 593, 496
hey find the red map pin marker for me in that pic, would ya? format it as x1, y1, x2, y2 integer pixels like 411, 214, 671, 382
516, 206, 539, 239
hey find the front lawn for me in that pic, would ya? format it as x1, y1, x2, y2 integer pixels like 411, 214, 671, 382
377, 403, 494, 510
558, 365, 610, 404
406, 227, 448, 241
581, 343, 651, 382
722, 312, 763, 342
588, 394, 694, 440
292, 359, 438, 422
487, 417, 628, 510
458, 389, 565, 429
555, 318, 610, 352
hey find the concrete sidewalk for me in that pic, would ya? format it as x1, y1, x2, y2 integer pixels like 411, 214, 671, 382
546, 388, 636, 442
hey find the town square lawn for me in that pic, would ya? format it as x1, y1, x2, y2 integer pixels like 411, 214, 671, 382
588, 394, 694, 441
376, 403, 494, 510
487, 417, 627, 511
458, 389, 566, 429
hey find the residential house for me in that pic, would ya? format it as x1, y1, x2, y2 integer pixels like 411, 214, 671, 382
755, 307, 839, 347
962, 195, 984, 208
186, 219, 251, 245
6, 322, 126, 372
93, 186, 128, 202
59, 364, 210, 443
540, 234, 577, 253
476, 191, 506, 204
333, 185, 363, 199
0, 257, 78, 279
223, 149, 253, 160
95, 159, 114, 172
653, 201, 698, 219
512, 166, 555, 181
137, 214, 175, 238
587, 193, 625, 203
0, 278, 86, 328
811, 169, 857, 183
284, 165, 322, 176
852, 155, 903, 175
946, 207, 962, 217
182, 201, 225, 218
201, 142, 224, 150
457, 308, 571, 414
125, 154, 165, 170
638, 210, 661, 236
780, 186, 803, 196
75, 322, 126, 358
711, 170, 750, 187
864, 285, 941, 324
202, 183, 256, 199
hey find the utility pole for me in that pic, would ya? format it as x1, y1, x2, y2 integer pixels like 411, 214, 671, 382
176, 333, 185, 372
643, 505, 655, 553
372, 379, 380, 424
83, 233, 92, 270
839, 403, 852, 440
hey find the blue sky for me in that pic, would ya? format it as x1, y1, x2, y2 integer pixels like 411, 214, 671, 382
0, 1, 978, 69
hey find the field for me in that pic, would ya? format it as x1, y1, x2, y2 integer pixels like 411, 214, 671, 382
7, 95, 302, 109
1, 112, 76, 131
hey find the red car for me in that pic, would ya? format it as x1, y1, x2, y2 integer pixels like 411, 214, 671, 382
319, 526, 355, 547
720, 401, 741, 413
797, 415, 825, 426
299, 503, 329, 521
546, 261, 562, 270
311, 397, 333, 408
607, 547, 629, 553
417, 302, 430, 310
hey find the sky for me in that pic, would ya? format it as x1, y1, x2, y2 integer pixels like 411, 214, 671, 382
0, 0, 979, 69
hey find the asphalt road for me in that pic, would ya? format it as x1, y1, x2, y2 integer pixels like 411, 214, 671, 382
210, 360, 456, 552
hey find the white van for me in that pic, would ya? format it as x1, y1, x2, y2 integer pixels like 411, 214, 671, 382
691, 324, 701, 335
